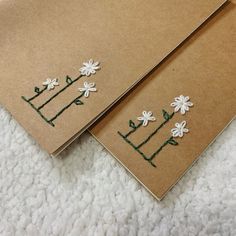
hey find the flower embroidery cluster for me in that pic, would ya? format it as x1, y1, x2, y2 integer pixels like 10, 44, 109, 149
79, 82, 97, 98
171, 121, 189, 138
21, 59, 100, 127
137, 111, 156, 126
171, 95, 193, 115
79, 59, 100, 76
118, 95, 193, 167
43, 78, 59, 91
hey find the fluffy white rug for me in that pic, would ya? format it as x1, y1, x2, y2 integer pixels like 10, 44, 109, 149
0, 106, 235, 236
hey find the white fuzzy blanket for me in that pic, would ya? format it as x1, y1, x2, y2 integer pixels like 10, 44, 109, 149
0, 106, 235, 236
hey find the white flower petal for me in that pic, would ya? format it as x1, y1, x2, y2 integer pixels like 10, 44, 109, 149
84, 91, 90, 97
171, 129, 179, 137
186, 101, 193, 107
47, 84, 53, 90
142, 120, 148, 126
170, 102, 177, 107
184, 105, 190, 111
175, 123, 180, 128
184, 96, 190, 102
78, 88, 85, 92
174, 105, 181, 113
142, 111, 148, 116
149, 117, 156, 121
180, 106, 186, 115
90, 88, 97, 92
183, 128, 189, 133
89, 82, 95, 87
84, 81, 89, 87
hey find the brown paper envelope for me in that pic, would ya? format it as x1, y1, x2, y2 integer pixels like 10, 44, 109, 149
90, 1, 236, 200
0, 0, 226, 155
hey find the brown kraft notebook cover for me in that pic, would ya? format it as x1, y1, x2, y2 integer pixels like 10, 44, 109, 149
90, 1, 236, 200
0, 0, 226, 155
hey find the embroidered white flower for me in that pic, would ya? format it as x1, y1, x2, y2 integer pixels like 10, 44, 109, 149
79, 59, 100, 76
171, 121, 189, 138
78, 81, 97, 97
42, 78, 59, 90
171, 95, 193, 115
137, 111, 156, 126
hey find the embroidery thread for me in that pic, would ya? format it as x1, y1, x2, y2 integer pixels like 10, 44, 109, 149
137, 111, 156, 126
171, 121, 189, 137
117, 95, 193, 167
21, 59, 100, 127
171, 95, 193, 115
78, 82, 97, 97
42, 78, 59, 91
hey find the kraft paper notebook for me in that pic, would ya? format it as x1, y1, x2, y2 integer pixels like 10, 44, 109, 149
90, 1, 236, 200
0, 0, 226, 155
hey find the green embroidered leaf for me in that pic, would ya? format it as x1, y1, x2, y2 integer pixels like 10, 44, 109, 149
129, 120, 136, 129
162, 109, 171, 121
34, 87, 40, 94
167, 138, 178, 146
66, 76, 73, 85
74, 99, 83, 105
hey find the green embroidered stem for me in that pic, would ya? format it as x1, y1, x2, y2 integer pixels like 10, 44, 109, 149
21, 75, 84, 127
21, 96, 54, 127
117, 131, 156, 167
117, 110, 176, 168
136, 111, 174, 149
117, 134, 178, 167
49, 92, 85, 123
24, 86, 47, 102
147, 136, 178, 162
38, 75, 83, 110
124, 121, 143, 138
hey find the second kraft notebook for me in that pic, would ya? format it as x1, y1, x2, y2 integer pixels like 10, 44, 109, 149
0, 0, 226, 155
90, 1, 236, 200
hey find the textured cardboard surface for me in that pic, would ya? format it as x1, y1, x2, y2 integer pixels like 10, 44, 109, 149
90, 1, 236, 200
0, 0, 226, 155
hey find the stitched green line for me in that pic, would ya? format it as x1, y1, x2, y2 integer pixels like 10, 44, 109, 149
21, 96, 54, 127
117, 131, 156, 167
124, 121, 143, 138
26, 87, 48, 102
117, 110, 176, 167
38, 75, 83, 110
136, 112, 174, 149
147, 136, 175, 161
49, 92, 85, 123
